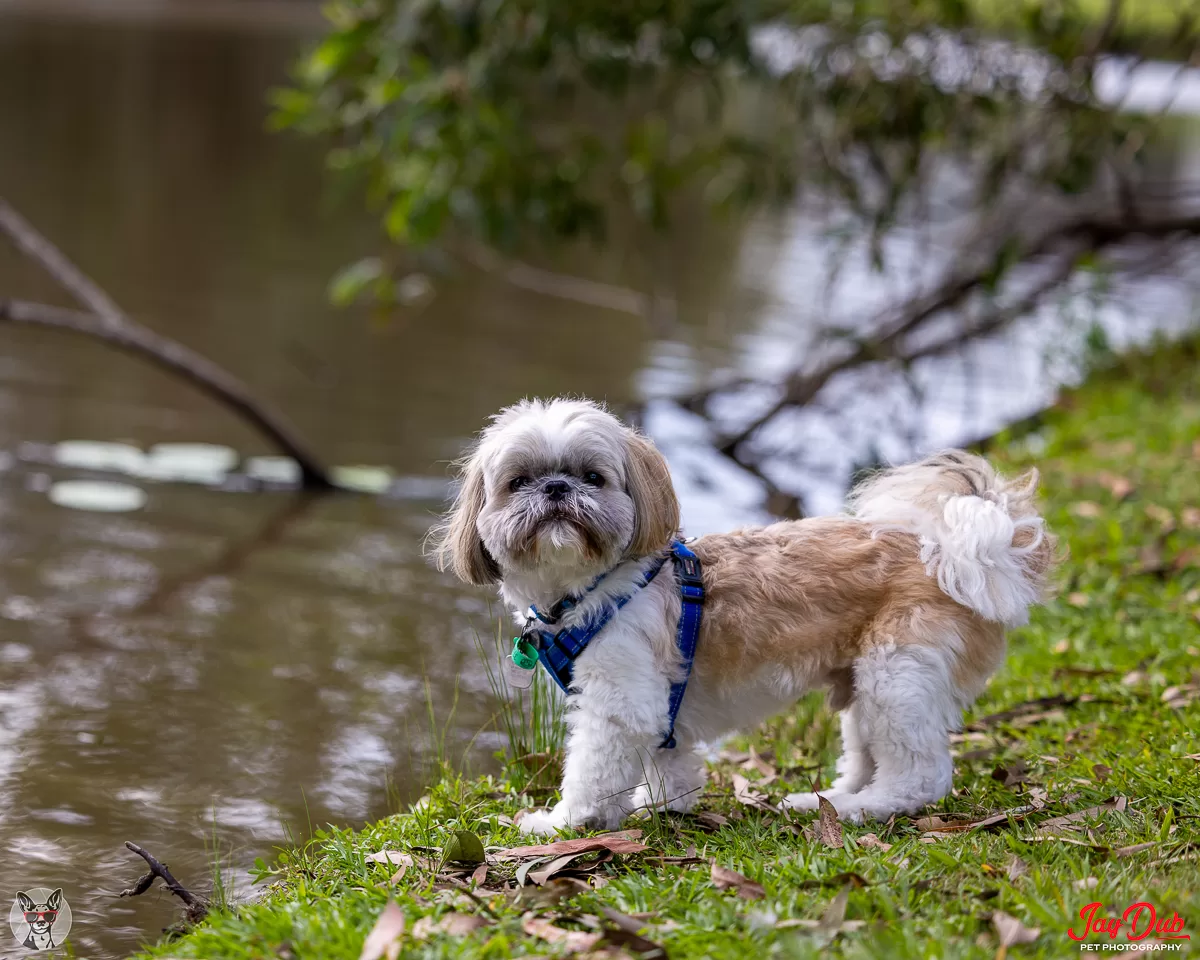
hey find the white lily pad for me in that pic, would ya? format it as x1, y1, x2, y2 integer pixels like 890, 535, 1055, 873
55, 440, 145, 475
331, 465, 395, 494
244, 456, 301, 485
48, 480, 147, 512
138, 443, 237, 484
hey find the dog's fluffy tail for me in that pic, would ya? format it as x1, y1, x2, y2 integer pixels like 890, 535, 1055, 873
847, 451, 1055, 626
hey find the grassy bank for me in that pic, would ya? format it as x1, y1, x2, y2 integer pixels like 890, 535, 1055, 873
144, 337, 1200, 960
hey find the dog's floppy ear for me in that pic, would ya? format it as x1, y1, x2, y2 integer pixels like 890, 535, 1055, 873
16, 891, 35, 912
431, 453, 501, 585
624, 429, 680, 557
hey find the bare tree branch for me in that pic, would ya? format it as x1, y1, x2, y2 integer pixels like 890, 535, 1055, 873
687, 209, 1200, 460
0, 198, 332, 489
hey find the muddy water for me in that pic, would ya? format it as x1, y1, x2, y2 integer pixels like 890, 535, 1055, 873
0, 9, 1195, 959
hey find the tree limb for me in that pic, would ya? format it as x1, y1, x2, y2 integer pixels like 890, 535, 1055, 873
689, 208, 1200, 458
0, 198, 332, 489
121, 841, 208, 924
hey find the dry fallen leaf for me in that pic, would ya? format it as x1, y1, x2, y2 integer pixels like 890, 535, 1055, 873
1071, 501, 1102, 518
1096, 473, 1135, 500
815, 887, 850, 942
1092, 763, 1112, 781
1006, 856, 1029, 881
1113, 841, 1159, 858
1182, 507, 1200, 529
360, 901, 406, 960
740, 746, 777, 779
1067, 592, 1090, 607
992, 911, 1040, 952
856, 833, 893, 852
411, 912, 492, 940
969, 695, 1075, 730
731, 774, 776, 812
521, 914, 602, 954
498, 831, 646, 860
991, 760, 1031, 787
1145, 503, 1176, 529
1035, 796, 1127, 835
710, 862, 765, 901
692, 811, 730, 832
817, 796, 844, 847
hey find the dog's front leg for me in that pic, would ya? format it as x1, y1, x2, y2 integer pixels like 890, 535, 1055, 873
519, 705, 651, 835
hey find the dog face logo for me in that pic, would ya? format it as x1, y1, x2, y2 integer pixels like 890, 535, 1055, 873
8, 887, 72, 951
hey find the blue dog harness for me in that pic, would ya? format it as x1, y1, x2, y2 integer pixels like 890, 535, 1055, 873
513, 540, 705, 750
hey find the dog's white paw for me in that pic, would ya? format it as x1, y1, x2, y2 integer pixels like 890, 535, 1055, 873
781, 792, 822, 812
517, 808, 567, 836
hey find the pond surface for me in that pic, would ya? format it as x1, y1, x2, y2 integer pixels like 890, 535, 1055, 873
0, 9, 1196, 959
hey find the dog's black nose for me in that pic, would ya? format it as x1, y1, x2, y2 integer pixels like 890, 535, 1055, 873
543, 479, 570, 501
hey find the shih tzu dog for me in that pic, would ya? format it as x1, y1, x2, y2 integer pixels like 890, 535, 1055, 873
433, 398, 1054, 834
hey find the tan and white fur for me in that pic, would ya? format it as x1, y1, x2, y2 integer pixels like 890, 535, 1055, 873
433, 398, 1055, 832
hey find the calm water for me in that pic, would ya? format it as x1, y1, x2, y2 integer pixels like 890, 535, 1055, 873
0, 9, 1196, 959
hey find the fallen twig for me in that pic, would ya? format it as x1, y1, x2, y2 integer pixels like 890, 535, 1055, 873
121, 841, 208, 924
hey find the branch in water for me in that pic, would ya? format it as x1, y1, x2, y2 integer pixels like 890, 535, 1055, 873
0, 198, 333, 489
121, 841, 208, 925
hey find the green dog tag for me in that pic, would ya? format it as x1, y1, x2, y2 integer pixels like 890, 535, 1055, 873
511, 635, 539, 670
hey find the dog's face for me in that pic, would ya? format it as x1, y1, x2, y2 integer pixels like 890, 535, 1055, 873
435, 399, 680, 585
17, 889, 60, 935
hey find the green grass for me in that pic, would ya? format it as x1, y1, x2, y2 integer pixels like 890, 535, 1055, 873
140, 336, 1200, 960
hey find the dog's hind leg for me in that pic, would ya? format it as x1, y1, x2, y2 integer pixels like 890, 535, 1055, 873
808, 641, 960, 823
782, 703, 875, 812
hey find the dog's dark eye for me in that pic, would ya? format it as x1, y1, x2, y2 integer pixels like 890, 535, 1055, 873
509, 476, 530, 492
582, 471, 604, 487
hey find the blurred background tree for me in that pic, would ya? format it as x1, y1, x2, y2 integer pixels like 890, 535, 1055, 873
277, 0, 1199, 513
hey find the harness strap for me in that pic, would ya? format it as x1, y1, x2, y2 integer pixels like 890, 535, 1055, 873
528, 540, 704, 750
659, 540, 704, 749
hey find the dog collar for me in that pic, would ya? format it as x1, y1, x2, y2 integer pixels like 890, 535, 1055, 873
511, 539, 705, 750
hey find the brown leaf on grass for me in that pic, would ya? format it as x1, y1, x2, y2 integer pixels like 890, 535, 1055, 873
1011, 708, 1068, 728
1033, 797, 1127, 836
1121, 670, 1147, 686
1092, 763, 1112, 781
710, 862, 765, 900
1067, 592, 1090, 607
817, 887, 849, 938
740, 746, 777, 779
968, 695, 1075, 731
1162, 683, 1200, 709
498, 831, 646, 860
797, 872, 870, 890
411, 913, 492, 940
991, 760, 1030, 787
1182, 507, 1200, 530
529, 853, 590, 886
992, 911, 1040, 949
692, 811, 730, 832
817, 796, 844, 847
469, 863, 488, 887
521, 915, 602, 954
856, 833, 893, 852
1186, 754, 1200, 762
597, 908, 668, 959
359, 901, 405, 960
1145, 503, 1177, 530
1006, 856, 1029, 881
1096, 473, 1135, 500
915, 803, 1043, 834
1053, 666, 1119, 680
1072, 501, 1102, 518
731, 774, 776, 812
